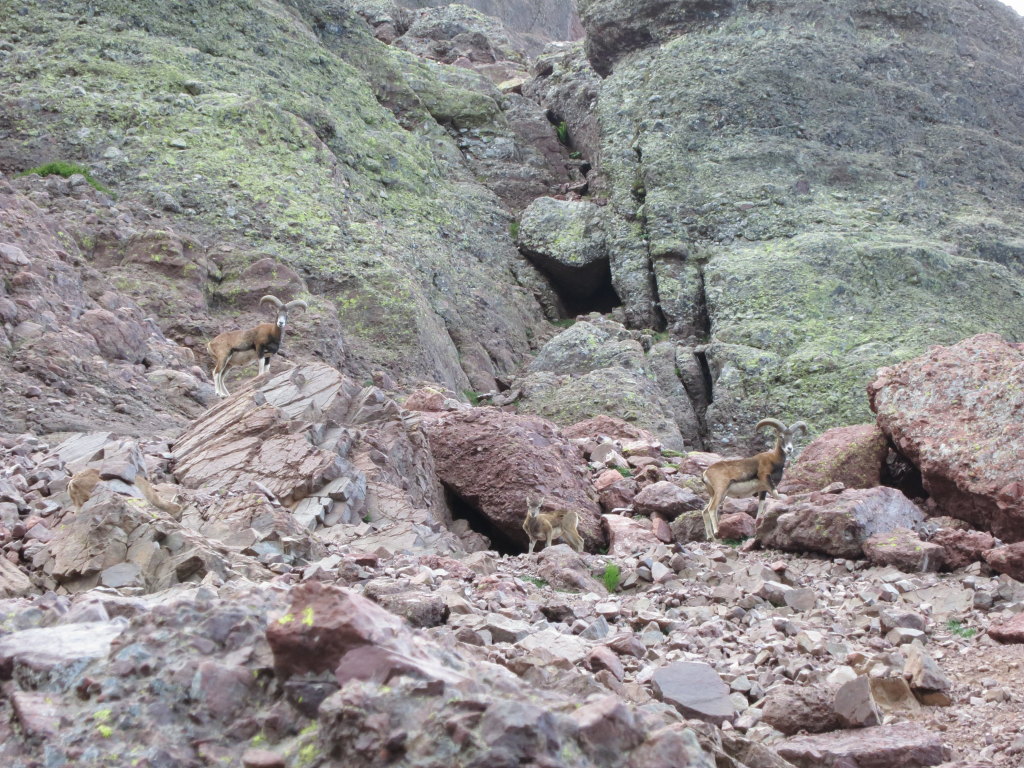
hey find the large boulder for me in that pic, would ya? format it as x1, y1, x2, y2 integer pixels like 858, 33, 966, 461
869, 334, 1024, 542
778, 424, 888, 494
756, 487, 926, 559
423, 406, 605, 550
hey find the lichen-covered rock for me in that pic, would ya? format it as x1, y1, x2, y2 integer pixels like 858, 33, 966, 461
514, 317, 692, 450
869, 334, 1024, 542
580, 0, 1024, 449
756, 487, 926, 559
779, 424, 888, 494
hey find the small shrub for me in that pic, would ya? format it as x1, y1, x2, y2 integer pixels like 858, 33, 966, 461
18, 161, 113, 195
523, 576, 547, 588
509, 220, 520, 239
552, 318, 576, 328
463, 389, 480, 406
555, 120, 570, 146
946, 619, 976, 638
721, 538, 744, 548
602, 562, 621, 592
614, 466, 632, 478
661, 449, 685, 458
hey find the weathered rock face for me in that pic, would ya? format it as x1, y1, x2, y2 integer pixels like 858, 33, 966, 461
575, 0, 1024, 448
756, 487, 926, 559
777, 722, 951, 768
513, 317, 700, 450
3, 0, 556, 400
869, 333, 1024, 542
778, 424, 888, 494
173, 362, 461, 551
422, 406, 605, 550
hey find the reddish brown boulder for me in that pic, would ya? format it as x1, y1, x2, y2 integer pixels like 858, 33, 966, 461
756, 487, 925, 559
632, 481, 703, 518
863, 527, 946, 573
983, 542, 1024, 581
761, 685, 839, 735
869, 333, 1024, 541
778, 424, 888, 494
930, 528, 995, 570
717, 513, 755, 540
423, 407, 604, 550
988, 613, 1024, 644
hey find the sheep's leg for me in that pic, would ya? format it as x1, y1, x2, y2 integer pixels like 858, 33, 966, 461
527, 539, 536, 554
756, 490, 767, 518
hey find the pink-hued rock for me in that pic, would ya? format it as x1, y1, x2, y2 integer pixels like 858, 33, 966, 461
863, 527, 946, 573
597, 475, 639, 513
603, 514, 661, 556
423, 407, 605, 550
717, 513, 755, 540
632, 481, 703, 518
675, 451, 723, 477
761, 685, 839, 735
402, 387, 452, 412
983, 541, 1024, 581
777, 722, 950, 768
869, 333, 1024, 542
930, 528, 995, 570
563, 415, 657, 443
778, 424, 888, 494
265, 581, 467, 686
756, 487, 925, 559
988, 613, 1024, 644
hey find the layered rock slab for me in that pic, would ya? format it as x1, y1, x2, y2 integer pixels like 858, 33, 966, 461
173, 362, 457, 550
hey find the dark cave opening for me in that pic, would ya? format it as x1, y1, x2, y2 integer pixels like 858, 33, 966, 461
881, 444, 928, 501
530, 255, 623, 319
444, 486, 523, 556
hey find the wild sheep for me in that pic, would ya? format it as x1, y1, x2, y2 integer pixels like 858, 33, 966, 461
207, 294, 307, 397
700, 418, 808, 539
522, 496, 584, 553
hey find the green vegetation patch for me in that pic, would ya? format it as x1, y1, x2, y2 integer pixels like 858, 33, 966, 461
18, 161, 113, 195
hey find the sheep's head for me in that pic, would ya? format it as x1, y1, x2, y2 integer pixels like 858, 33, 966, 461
755, 418, 808, 458
260, 295, 308, 329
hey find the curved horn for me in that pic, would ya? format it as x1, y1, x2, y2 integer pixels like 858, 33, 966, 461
259, 294, 284, 309
755, 418, 786, 435
285, 299, 308, 311
787, 421, 809, 435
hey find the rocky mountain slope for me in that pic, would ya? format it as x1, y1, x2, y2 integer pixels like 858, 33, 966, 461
2, 0, 1024, 766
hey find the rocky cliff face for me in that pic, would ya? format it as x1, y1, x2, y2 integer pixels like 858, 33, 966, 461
0, 0, 572, 402
519, 0, 1024, 448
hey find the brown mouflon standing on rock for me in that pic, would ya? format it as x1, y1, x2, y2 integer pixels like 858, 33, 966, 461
700, 418, 808, 540
207, 294, 308, 397
522, 496, 584, 554
68, 467, 181, 514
